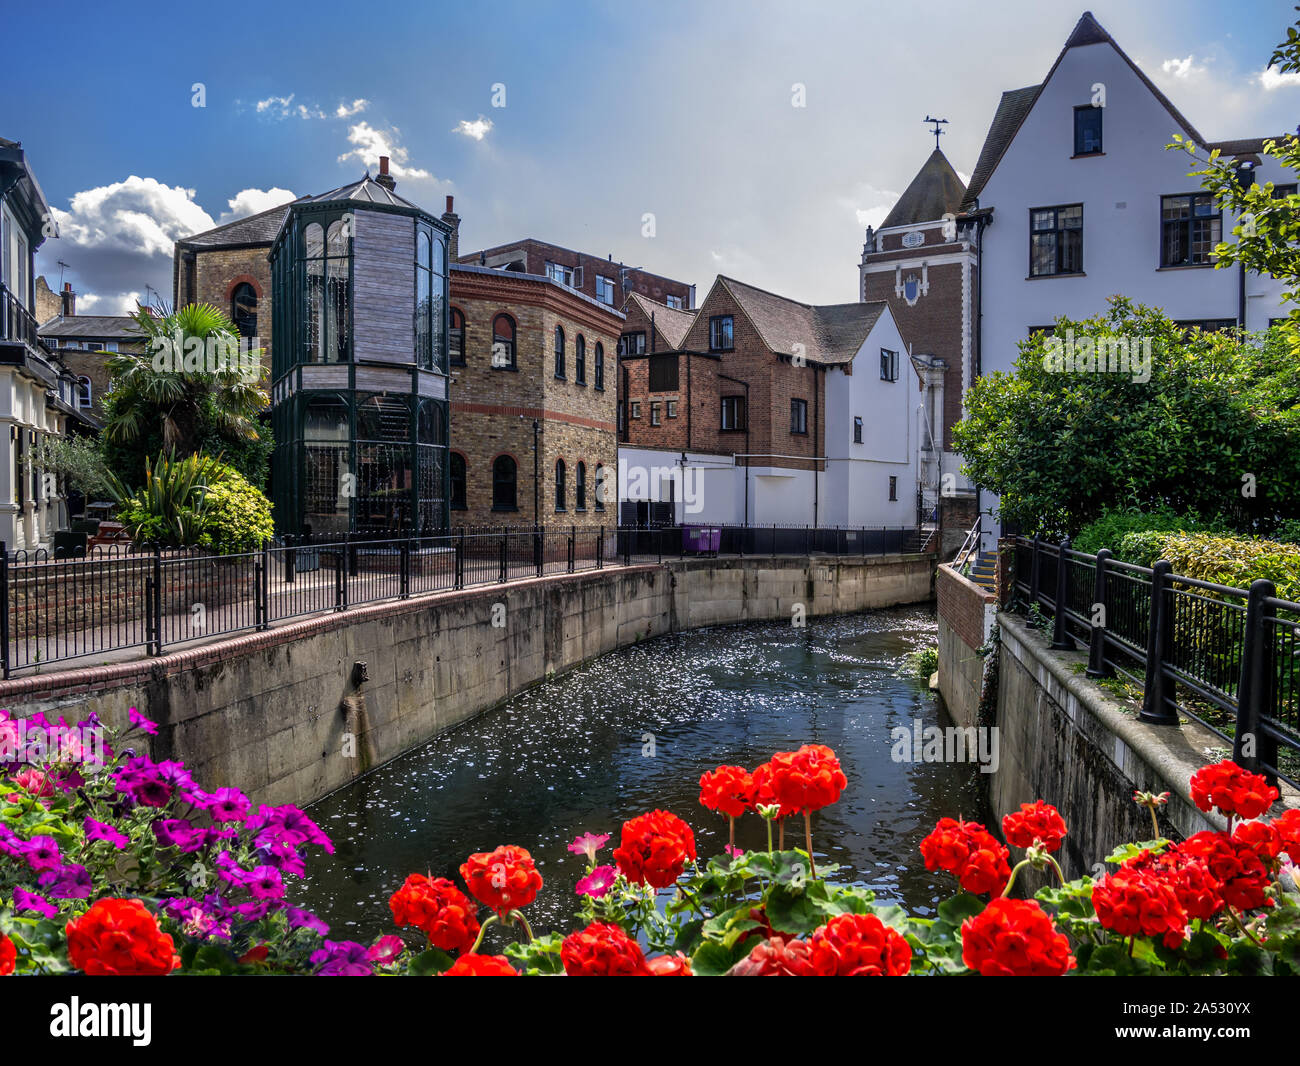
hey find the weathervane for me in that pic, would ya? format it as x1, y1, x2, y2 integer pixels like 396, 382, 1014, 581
924, 116, 949, 150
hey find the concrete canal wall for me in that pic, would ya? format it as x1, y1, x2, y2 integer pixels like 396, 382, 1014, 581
0, 553, 935, 806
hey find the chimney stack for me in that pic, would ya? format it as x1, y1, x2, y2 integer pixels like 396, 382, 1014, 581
375, 155, 396, 192
61, 282, 75, 317
440, 194, 460, 261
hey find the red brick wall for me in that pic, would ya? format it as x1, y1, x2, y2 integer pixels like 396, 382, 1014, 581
936, 563, 995, 651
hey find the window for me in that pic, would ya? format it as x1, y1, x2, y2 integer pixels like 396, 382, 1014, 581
595, 275, 616, 306
594, 463, 606, 511
230, 282, 257, 339
492, 314, 516, 369
666, 400, 678, 419
709, 315, 734, 351
880, 348, 899, 382
77, 376, 92, 408
665, 294, 684, 310
594, 342, 605, 390
650, 401, 661, 426
554, 326, 565, 378
1273, 183, 1298, 199
302, 218, 352, 363
576, 462, 587, 510
575, 334, 586, 384
621, 332, 646, 355
555, 459, 567, 511
853, 416, 863, 444
415, 225, 447, 371
1030, 205, 1083, 276
492, 455, 518, 510
450, 453, 467, 510
888, 476, 898, 501
1161, 194, 1221, 267
790, 398, 808, 434
630, 401, 641, 419
450, 308, 465, 365
102, 341, 119, 352
721, 395, 746, 430
547, 261, 581, 288
648, 353, 679, 392
1073, 105, 1102, 155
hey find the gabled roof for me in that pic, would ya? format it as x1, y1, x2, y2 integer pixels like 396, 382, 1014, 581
881, 149, 967, 229
38, 315, 138, 338
624, 291, 697, 347
962, 11, 1237, 211
714, 276, 889, 366
177, 201, 296, 248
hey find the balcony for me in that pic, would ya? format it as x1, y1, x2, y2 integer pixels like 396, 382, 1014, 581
0, 281, 59, 377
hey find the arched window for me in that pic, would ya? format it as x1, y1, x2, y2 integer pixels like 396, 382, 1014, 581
76, 376, 92, 408
492, 314, 516, 369
450, 308, 465, 365
231, 282, 258, 339
594, 342, 604, 391
576, 461, 587, 510
594, 463, 606, 511
575, 334, 586, 384
555, 458, 567, 511
493, 455, 517, 511
554, 325, 565, 378
450, 452, 467, 510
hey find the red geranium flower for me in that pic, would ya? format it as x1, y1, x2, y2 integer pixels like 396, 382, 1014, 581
961, 897, 1075, 976
1092, 868, 1187, 948
750, 762, 792, 818
920, 817, 1012, 896
1231, 820, 1282, 864
1272, 809, 1300, 863
807, 913, 911, 976
767, 745, 847, 815
731, 936, 817, 976
1001, 800, 1068, 853
613, 810, 696, 889
1181, 831, 1272, 912
1189, 760, 1279, 820
0, 932, 14, 976
698, 765, 753, 819
1124, 846, 1224, 921
459, 845, 543, 918
646, 952, 693, 976
389, 873, 481, 954
560, 921, 650, 976
65, 898, 180, 976
442, 953, 519, 976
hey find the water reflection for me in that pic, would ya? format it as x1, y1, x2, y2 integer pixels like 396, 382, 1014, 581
297, 605, 988, 941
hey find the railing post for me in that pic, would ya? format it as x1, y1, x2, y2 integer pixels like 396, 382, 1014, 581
455, 532, 465, 590
399, 537, 411, 599
150, 544, 163, 655
1086, 548, 1114, 678
623, 527, 631, 567
285, 535, 296, 585
1028, 534, 1041, 607
334, 544, 345, 611
498, 532, 507, 584
1140, 560, 1178, 724
597, 526, 604, 569
256, 542, 269, 630
1233, 579, 1279, 777
0, 541, 9, 679
1050, 537, 1072, 650
771, 524, 777, 557
533, 527, 543, 578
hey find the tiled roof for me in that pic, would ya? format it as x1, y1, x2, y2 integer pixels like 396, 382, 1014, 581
961, 85, 1040, 210
38, 315, 139, 338
625, 292, 696, 347
716, 277, 888, 366
881, 149, 967, 229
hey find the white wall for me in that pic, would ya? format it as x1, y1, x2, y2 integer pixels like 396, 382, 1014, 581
978, 39, 1290, 378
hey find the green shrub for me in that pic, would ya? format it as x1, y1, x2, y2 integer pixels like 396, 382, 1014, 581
1275, 518, 1300, 546
1073, 506, 1200, 556
196, 467, 274, 553
1154, 531, 1300, 602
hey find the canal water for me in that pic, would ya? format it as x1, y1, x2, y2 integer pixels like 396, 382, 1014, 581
295, 605, 989, 941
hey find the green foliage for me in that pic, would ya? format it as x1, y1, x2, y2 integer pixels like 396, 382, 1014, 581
1073, 506, 1209, 556
195, 466, 274, 553
1154, 531, 1300, 602
900, 645, 939, 680
24, 434, 116, 503
951, 299, 1300, 536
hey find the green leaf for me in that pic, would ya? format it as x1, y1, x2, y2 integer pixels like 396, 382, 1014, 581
409, 947, 456, 976
936, 893, 986, 926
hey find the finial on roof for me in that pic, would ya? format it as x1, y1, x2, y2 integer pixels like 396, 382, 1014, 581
924, 115, 949, 151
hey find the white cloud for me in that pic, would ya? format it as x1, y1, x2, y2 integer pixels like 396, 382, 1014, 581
1162, 55, 1206, 80
337, 122, 437, 181
335, 98, 369, 118
217, 187, 297, 225
1259, 66, 1300, 91
839, 182, 899, 232
453, 116, 493, 141
76, 290, 144, 316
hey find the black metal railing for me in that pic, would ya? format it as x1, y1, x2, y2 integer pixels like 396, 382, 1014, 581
1011, 535, 1300, 788
0, 282, 41, 350
1, 524, 931, 677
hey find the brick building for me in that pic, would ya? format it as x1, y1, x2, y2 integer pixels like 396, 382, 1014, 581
448, 263, 621, 532
457, 237, 695, 312
37, 282, 145, 421
620, 275, 925, 529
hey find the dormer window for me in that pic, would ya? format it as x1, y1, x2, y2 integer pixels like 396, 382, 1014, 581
1074, 105, 1102, 155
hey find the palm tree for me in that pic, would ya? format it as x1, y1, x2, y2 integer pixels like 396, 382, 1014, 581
102, 303, 268, 450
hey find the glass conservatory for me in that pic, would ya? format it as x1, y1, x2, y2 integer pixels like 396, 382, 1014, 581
269, 177, 451, 536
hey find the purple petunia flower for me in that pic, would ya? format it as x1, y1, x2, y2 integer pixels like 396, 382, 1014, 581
368, 935, 404, 965
208, 787, 251, 823
286, 907, 329, 936
245, 865, 285, 901
84, 817, 129, 849
38, 863, 92, 900
246, 804, 334, 854
21, 833, 61, 872
128, 707, 159, 736
13, 886, 58, 919
310, 939, 373, 976
153, 818, 206, 853
575, 864, 618, 899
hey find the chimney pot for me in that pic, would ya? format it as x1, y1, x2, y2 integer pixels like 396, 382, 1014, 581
379, 156, 389, 175
445, 195, 454, 214
374, 155, 396, 192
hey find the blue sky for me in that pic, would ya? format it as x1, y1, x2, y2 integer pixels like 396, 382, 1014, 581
5, 0, 1298, 314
